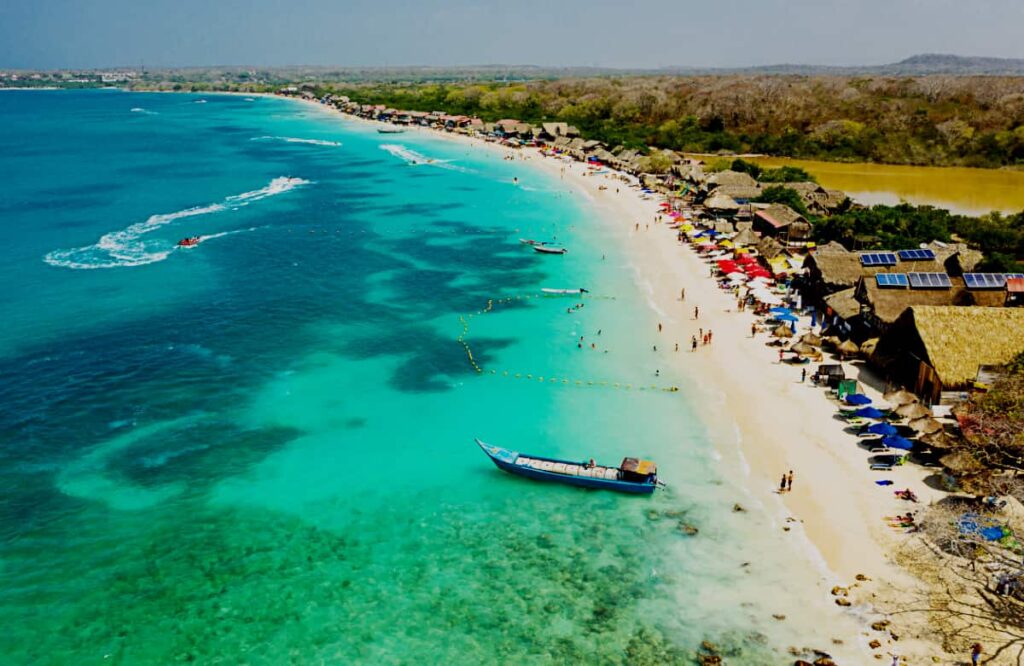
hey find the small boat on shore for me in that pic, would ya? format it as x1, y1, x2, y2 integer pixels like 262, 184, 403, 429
476, 439, 659, 494
176, 236, 201, 248
541, 288, 589, 295
377, 127, 406, 134
534, 245, 567, 255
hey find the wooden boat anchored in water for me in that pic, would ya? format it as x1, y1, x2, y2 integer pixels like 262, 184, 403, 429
541, 287, 588, 295
533, 245, 567, 255
519, 238, 548, 246
476, 439, 660, 494
377, 127, 406, 134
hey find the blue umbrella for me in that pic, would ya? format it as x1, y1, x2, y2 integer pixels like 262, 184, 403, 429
844, 393, 873, 406
882, 435, 914, 451
855, 407, 886, 419
776, 313, 799, 323
866, 422, 898, 436
770, 307, 793, 315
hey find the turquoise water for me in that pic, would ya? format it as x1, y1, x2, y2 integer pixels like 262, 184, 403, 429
0, 91, 858, 663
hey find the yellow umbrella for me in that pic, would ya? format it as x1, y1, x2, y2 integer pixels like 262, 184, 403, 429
735, 247, 749, 254
681, 224, 694, 231
719, 239, 734, 248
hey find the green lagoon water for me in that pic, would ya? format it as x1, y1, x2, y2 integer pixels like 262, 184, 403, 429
0, 91, 862, 663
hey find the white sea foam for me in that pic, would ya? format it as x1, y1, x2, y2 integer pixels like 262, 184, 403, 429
379, 144, 472, 173
130, 107, 158, 115
251, 135, 341, 147
44, 178, 308, 269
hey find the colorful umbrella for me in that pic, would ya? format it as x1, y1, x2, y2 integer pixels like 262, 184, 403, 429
866, 422, 898, 436
844, 393, 872, 406
882, 435, 914, 451
854, 407, 886, 420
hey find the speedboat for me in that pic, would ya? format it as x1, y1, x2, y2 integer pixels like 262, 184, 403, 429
377, 127, 406, 134
177, 236, 201, 248
519, 238, 548, 246
534, 245, 567, 255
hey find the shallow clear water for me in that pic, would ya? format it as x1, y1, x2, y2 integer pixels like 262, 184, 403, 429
0, 91, 861, 663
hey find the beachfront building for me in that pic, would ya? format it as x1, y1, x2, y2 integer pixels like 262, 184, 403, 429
778, 181, 849, 216
873, 306, 1024, 403
702, 170, 761, 204
854, 274, 1008, 336
751, 203, 812, 245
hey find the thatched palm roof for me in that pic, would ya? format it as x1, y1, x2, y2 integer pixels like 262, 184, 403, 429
837, 339, 860, 354
773, 324, 794, 337
714, 184, 762, 200
732, 227, 760, 246
705, 192, 740, 212
895, 402, 931, 419
883, 389, 918, 406
857, 276, 1007, 325
801, 332, 823, 346
757, 237, 785, 260
909, 416, 944, 434
909, 306, 1024, 387
707, 170, 758, 188
940, 450, 985, 473
753, 203, 805, 229
823, 288, 861, 321
806, 252, 868, 289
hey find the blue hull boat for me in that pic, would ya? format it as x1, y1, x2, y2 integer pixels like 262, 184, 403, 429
476, 439, 659, 494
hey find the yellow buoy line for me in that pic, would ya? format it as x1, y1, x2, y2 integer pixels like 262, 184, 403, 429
457, 293, 680, 393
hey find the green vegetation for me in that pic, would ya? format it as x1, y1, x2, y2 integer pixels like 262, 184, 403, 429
728, 159, 816, 183
810, 204, 1024, 271
753, 186, 810, 217
307, 76, 1024, 167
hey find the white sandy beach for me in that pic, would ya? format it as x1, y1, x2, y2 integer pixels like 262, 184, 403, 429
279, 95, 959, 662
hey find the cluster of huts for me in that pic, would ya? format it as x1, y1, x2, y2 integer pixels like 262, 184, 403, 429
286, 89, 1024, 405
797, 241, 1024, 403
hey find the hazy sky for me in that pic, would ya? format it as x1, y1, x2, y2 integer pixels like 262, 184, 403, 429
2, 0, 1023, 70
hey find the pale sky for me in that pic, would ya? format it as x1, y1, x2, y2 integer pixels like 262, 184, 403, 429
2, 0, 1022, 70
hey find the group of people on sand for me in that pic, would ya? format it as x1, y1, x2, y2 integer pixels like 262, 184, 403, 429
778, 470, 795, 493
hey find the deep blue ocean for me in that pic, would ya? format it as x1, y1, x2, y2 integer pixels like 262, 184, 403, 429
0, 90, 860, 663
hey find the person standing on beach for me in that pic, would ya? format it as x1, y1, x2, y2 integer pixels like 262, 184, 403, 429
691, 336, 698, 352
971, 643, 983, 665
780, 474, 787, 493
786, 471, 794, 492
694, 306, 699, 320
751, 323, 757, 338
801, 368, 807, 383
658, 322, 662, 333
707, 330, 713, 344
680, 288, 685, 301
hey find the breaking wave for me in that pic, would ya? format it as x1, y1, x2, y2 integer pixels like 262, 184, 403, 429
43, 178, 308, 269
251, 135, 341, 147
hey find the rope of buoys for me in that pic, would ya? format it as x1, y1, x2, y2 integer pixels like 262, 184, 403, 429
458, 292, 680, 392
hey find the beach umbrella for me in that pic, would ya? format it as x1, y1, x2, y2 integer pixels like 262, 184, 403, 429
909, 416, 943, 435
801, 332, 822, 347
758, 293, 784, 306
860, 338, 880, 356
895, 403, 930, 420
772, 324, 794, 338
854, 406, 886, 420
776, 313, 799, 323
844, 393, 872, 406
866, 422, 898, 436
882, 435, 914, 451
883, 389, 918, 406
920, 430, 956, 450
789, 341, 816, 355
837, 340, 860, 355
770, 307, 793, 315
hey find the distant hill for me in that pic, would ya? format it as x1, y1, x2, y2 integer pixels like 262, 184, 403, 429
655, 54, 1024, 76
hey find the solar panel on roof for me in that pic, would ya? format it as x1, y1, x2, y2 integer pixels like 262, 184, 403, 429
1005, 273, 1024, 280
860, 252, 898, 266
908, 272, 951, 289
875, 273, 909, 288
897, 249, 936, 261
963, 273, 1006, 290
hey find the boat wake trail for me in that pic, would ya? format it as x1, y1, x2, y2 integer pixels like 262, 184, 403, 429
130, 107, 158, 115
43, 178, 309, 269
251, 135, 341, 147
379, 144, 473, 173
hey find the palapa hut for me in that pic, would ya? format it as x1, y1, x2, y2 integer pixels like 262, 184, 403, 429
704, 192, 741, 215
854, 274, 1007, 335
822, 288, 862, 336
756, 236, 785, 261
874, 306, 1024, 403
751, 203, 812, 244
778, 182, 848, 216
731, 227, 760, 247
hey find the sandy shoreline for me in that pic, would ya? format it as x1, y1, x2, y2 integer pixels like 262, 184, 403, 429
231, 93, 953, 661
